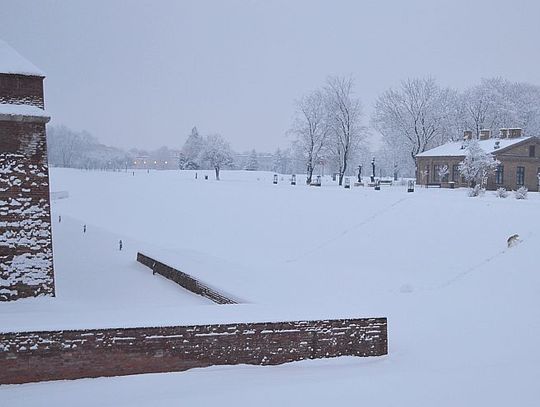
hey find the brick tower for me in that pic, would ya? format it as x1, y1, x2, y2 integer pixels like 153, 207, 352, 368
0, 40, 55, 301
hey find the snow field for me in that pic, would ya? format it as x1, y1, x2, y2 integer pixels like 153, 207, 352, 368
1, 168, 539, 406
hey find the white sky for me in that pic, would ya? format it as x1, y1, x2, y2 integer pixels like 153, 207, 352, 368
2, 0, 540, 152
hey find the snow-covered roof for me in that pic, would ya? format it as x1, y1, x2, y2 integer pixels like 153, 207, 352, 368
0, 103, 49, 119
0, 39, 44, 77
416, 136, 534, 157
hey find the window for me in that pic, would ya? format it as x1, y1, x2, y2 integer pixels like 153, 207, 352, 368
433, 164, 440, 182
495, 165, 504, 185
529, 145, 536, 158
452, 165, 460, 182
517, 166, 525, 186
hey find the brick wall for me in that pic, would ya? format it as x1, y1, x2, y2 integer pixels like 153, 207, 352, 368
0, 74, 44, 108
0, 73, 54, 301
0, 318, 388, 384
416, 137, 540, 191
137, 252, 238, 304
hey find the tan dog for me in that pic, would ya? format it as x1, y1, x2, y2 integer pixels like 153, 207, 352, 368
507, 234, 521, 248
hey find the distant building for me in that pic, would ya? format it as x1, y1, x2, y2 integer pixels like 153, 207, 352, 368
132, 149, 181, 170
416, 129, 540, 191
0, 40, 55, 301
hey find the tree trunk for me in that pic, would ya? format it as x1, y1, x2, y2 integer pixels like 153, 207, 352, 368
338, 160, 347, 186
306, 162, 313, 184
306, 166, 313, 184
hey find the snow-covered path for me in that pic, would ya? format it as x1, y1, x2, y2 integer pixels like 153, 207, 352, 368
1, 169, 539, 405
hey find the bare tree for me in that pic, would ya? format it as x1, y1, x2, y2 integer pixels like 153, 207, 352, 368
372, 78, 454, 167
460, 78, 540, 137
47, 125, 107, 168
289, 90, 329, 184
200, 134, 234, 180
324, 76, 364, 185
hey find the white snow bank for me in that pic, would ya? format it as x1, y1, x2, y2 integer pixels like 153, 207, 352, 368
0, 103, 49, 118
1, 169, 539, 406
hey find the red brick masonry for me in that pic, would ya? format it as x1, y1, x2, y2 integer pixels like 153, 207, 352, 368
0, 317, 387, 384
0, 112, 54, 301
0, 72, 54, 301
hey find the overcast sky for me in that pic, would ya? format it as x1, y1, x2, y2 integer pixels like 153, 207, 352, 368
2, 0, 540, 152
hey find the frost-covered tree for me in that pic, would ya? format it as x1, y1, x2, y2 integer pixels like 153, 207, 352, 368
458, 139, 500, 188
47, 125, 128, 170
438, 164, 449, 182
289, 89, 329, 184
459, 78, 540, 138
245, 149, 259, 171
47, 125, 92, 167
200, 134, 234, 180
459, 81, 502, 138
325, 76, 365, 185
272, 148, 291, 174
372, 77, 455, 169
181, 127, 204, 169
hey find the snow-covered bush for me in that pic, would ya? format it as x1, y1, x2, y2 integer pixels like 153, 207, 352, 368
459, 140, 500, 188
495, 187, 509, 198
515, 186, 528, 199
467, 184, 485, 197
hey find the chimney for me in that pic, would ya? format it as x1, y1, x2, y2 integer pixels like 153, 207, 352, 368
499, 128, 509, 139
509, 128, 522, 138
463, 130, 473, 141
479, 129, 491, 140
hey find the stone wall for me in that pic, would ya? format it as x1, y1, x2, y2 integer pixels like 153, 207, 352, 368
0, 317, 388, 384
137, 252, 238, 304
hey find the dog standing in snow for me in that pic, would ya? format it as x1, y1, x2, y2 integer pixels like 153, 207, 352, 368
507, 234, 521, 248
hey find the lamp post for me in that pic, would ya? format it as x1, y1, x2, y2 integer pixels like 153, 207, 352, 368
357, 165, 362, 183
371, 158, 375, 183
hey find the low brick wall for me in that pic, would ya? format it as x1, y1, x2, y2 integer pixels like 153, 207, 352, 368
137, 252, 238, 304
0, 317, 387, 384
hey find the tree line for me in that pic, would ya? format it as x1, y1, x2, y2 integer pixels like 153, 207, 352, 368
47, 76, 540, 180
291, 76, 540, 181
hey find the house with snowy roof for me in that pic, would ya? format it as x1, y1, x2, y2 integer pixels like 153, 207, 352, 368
416, 129, 540, 191
0, 40, 55, 301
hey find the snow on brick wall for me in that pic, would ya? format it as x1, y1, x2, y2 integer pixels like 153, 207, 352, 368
0, 318, 388, 384
0, 120, 54, 301
0, 74, 44, 108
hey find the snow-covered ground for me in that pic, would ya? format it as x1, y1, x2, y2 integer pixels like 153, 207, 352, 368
1, 168, 539, 406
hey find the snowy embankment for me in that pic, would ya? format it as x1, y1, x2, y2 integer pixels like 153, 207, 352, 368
1, 168, 539, 406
